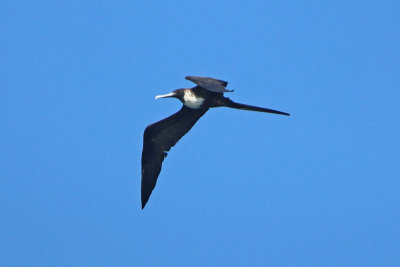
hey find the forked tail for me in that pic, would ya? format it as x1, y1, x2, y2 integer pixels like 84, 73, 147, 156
223, 98, 290, 116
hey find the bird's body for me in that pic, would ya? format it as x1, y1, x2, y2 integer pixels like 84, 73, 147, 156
141, 76, 289, 209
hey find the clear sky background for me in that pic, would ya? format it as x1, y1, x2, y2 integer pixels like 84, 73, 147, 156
1, 1, 399, 266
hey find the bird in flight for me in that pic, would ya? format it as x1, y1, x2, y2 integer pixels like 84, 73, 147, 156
141, 76, 289, 209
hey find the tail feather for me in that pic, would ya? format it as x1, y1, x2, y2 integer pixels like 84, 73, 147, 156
223, 99, 290, 116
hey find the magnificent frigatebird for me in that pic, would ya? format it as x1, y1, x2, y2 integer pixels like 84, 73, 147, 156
141, 76, 289, 209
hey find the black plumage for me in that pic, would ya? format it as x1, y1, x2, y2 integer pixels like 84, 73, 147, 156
141, 76, 289, 209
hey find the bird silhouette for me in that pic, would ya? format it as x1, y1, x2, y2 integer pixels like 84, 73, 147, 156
141, 76, 289, 208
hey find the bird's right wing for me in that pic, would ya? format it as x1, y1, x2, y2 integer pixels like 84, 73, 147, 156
141, 106, 208, 208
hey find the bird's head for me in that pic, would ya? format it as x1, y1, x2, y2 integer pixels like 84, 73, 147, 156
155, 89, 186, 103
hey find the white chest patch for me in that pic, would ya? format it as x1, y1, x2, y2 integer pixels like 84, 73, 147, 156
183, 90, 205, 109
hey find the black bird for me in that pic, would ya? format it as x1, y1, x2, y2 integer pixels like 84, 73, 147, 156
141, 76, 289, 209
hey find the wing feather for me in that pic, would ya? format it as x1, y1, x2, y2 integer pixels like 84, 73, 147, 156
141, 106, 208, 208
185, 76, 233, 93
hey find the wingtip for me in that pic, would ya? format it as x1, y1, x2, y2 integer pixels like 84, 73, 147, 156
141, 198, 147, 209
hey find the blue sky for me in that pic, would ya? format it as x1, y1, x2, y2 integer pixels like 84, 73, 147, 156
1, 1, 399, 266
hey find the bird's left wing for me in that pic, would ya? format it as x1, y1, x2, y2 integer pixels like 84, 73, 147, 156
141, 106, 208, 208
185, 76, 233, 93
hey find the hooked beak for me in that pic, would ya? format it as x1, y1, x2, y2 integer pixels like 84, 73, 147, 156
155, 92, 176, 100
